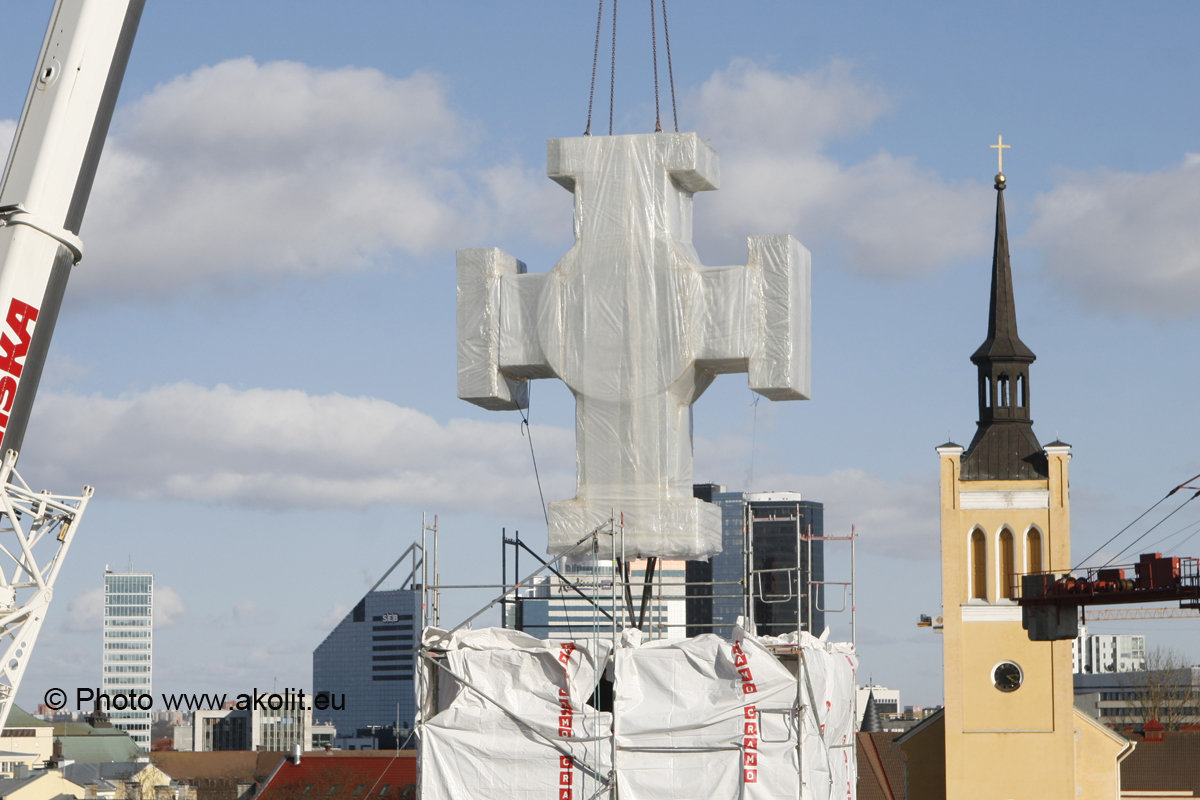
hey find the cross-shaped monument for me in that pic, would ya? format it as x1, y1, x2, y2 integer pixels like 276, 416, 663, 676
457, 132, 810, 559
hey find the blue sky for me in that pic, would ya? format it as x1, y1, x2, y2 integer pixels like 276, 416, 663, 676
3, 2, 1200, 711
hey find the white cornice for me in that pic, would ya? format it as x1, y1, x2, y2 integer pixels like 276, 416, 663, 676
960, 489, 1049, 510
961, 603, 1023, 622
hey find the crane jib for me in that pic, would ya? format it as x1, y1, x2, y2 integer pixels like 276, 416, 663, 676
0, 297, 38, 436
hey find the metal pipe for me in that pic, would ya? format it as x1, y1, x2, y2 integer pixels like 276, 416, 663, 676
501, 527, 507, 629
512, 536, 615, 623
423, 528, 607, 648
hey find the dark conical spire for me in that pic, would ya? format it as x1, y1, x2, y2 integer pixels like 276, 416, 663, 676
961, 171, 1047, 481
971, 174, 1035, 365
860, 690, 883, 733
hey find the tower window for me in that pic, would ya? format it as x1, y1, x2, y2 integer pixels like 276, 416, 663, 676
998, 374, 1011, 407
970, 529, 987, 601
1027, 529, 1043, 575
999, 529, 1015, 600
1017, 373, 1027, 408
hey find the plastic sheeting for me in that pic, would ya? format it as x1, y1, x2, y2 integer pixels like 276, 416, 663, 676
418, 624, 856, 799
417, 627, 614, 800
457, 132, 811, 560
757, 629, 859, 799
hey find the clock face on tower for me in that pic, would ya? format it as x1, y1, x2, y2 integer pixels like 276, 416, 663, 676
993, 661, 1023, 692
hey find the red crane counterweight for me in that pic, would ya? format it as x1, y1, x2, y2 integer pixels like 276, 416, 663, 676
1020, 553, 1200, 640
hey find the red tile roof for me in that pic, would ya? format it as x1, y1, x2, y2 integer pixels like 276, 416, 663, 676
857, 732, 906, 800
1121, 730, 1200, 794
257, 752, 417, 800
152, 750, 286, 783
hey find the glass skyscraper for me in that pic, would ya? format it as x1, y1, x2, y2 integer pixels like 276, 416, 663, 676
313, 588, 420, 738
514, 558, 688, 641
102, 569, 153, 749
688, 489, 824, 640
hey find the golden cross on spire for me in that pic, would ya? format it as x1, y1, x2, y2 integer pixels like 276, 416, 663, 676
990, 134, 1011, 173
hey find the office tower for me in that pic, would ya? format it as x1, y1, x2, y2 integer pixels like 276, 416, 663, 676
313, 587, 420, 738
689, 488, 824, 640
514, 558, 687, 640
102, 569, 153, 749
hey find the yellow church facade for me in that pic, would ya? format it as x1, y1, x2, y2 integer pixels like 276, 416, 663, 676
899, 168, 1131, 799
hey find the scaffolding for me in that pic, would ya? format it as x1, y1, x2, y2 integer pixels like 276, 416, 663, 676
414, 516, 859, 799
495, 511, 856, 647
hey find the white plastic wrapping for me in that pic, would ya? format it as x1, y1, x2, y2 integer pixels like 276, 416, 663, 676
614, 632, 796, 798
418, 628, 613, 800
418, 625, 855, 799
756, 628, 859, 799
614, 625, 857, 800
457, 132, 811, 560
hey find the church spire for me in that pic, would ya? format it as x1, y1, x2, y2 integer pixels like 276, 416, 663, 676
960, 161, 1047, 480
971, 173, 1035, 366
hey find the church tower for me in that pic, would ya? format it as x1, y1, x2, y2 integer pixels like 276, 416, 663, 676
936, 165, 1078, 799
899, 147, 1131, 799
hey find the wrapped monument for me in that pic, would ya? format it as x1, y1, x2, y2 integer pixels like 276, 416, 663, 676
457, 132, 811, 559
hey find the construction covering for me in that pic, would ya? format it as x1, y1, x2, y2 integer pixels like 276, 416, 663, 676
457, 132, 811, 561
418, 624, 856, 799
417, 627, 614, 800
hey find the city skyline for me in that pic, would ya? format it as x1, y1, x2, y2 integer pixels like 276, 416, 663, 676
2, 3, 1199, 710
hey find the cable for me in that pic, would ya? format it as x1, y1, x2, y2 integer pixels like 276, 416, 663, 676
1101, 490, 1200, 569
609, 0, 618, 135
518, 405, 550, 528
584, 0, 604, 135
660, 0, 678, 132
585, 0, 679, 136
649, 0, 661, 132
1143, 516, 1200, 555
1073, 483, 1185, 570
745, 393, 760, 489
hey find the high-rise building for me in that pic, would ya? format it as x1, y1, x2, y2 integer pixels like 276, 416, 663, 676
102, 569, 153, 749
185, 698, 334, 751
313, 586, 420, 738
514, 558, 687, 640
688, 488, 824, 640
1074, 667, 1200, 728
1073, 626, 1147, 674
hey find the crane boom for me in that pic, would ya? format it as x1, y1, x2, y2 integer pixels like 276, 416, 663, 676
0, 0, 144, 453
0, 0, 145, 734
1081, 607, 1200, 622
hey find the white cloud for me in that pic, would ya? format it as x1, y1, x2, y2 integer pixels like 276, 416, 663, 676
689, 61, 990, 277
154, 585, 185, 627
1028, 154, 1200, 317
723, 465, 938, 561
317, 602, 350, 630
694, 59, 890, 152
9, 59, 987, 295
24, 382, 575, 514
23, 380, 932, 560
67, 58, 562, 299
63, 587, 104, 633
62, 584, 183, 632
800, 468, 937, 559
231, 601, 258, 623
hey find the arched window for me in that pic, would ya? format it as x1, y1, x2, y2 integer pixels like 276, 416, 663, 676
999, 529, 1015, 600
998, 374, 1011, 407
1027, 528, 1043, 575
1017, 374, 1027, 408
971, 529, 987, 601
